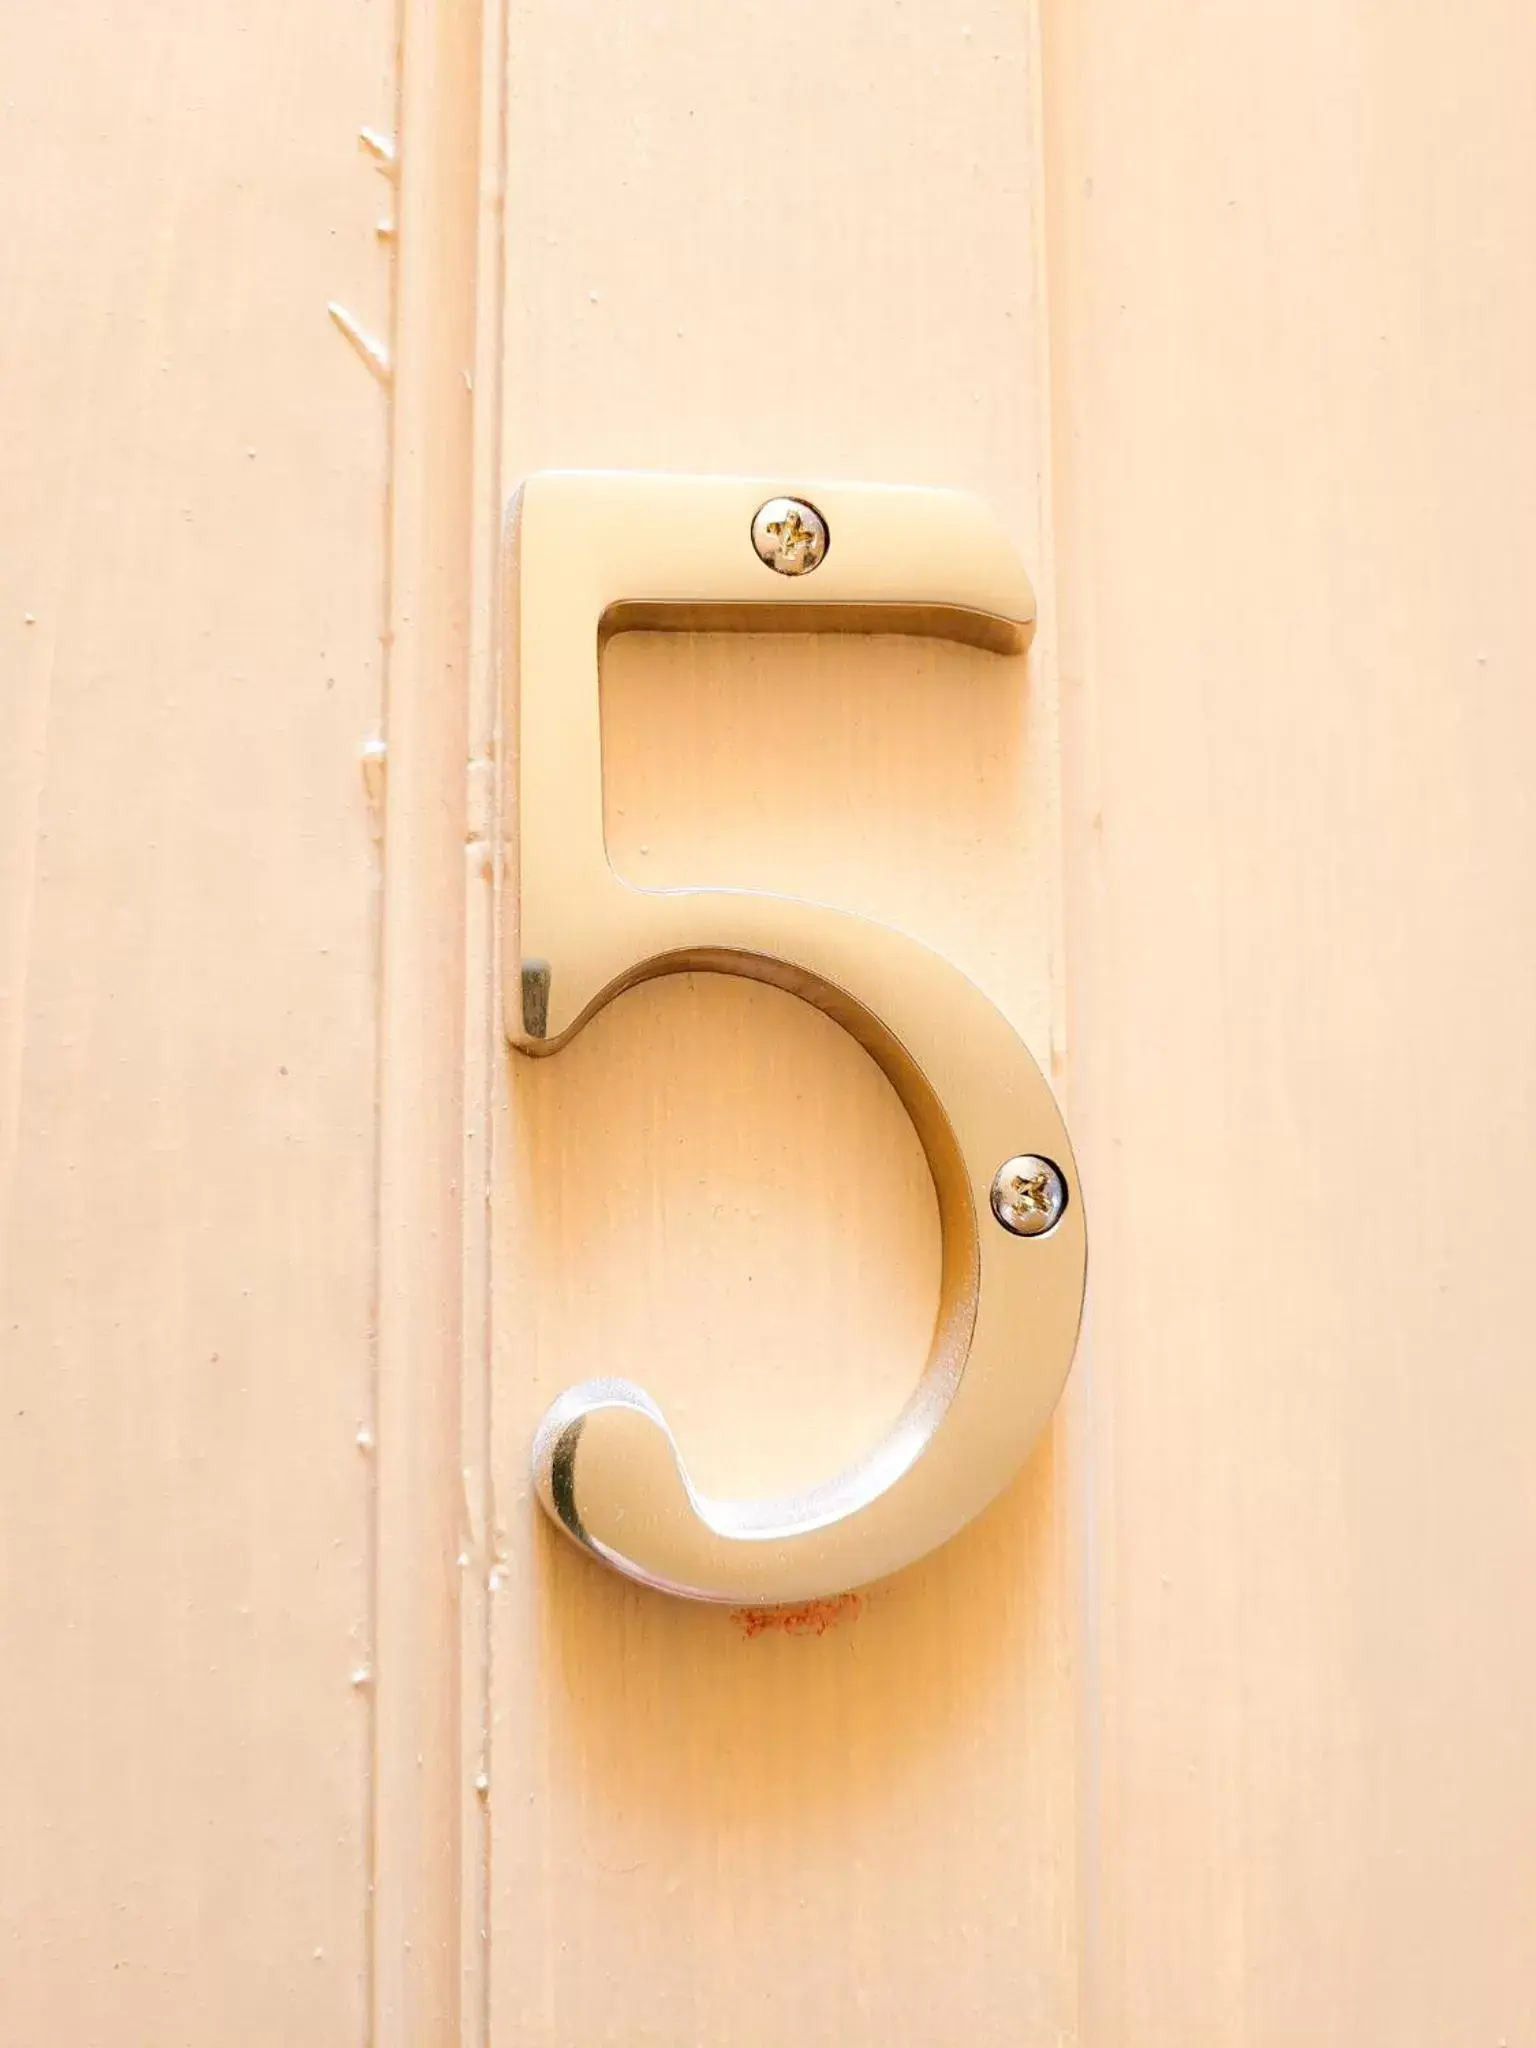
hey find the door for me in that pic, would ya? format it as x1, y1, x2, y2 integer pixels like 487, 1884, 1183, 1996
4, 2, 1533, 2043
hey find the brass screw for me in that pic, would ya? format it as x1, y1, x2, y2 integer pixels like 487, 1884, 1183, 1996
990, 1155, 1068, 1237
751, 496, 829, 576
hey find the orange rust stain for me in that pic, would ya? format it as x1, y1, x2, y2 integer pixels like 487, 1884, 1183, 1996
731, 1592, 864, 1639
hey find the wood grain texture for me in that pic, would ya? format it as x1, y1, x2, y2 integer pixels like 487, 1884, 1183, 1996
486, 4, 1072, 2043
0, 1, 391, 2039
1045, 1, 1536, 2041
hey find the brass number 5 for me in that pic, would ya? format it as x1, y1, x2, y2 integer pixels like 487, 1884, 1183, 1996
506, 472, 1086, 1604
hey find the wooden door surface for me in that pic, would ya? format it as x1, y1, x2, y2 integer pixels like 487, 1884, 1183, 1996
3, 2, 1533, 2044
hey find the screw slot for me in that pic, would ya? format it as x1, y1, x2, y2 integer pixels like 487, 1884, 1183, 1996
751, 496, 829, 576
990, 1155, 1067, 1237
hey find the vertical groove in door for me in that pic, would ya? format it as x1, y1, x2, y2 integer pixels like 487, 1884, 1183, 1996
370, 0, 500, 2042
461, 0, 513, 2039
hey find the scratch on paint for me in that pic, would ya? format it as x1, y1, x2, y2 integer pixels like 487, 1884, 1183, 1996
732, 1592, 864, 1639
359, 126, 397, 174
328, 302, 392, 386
360, 739, 387, 833
359, 126, 397, 240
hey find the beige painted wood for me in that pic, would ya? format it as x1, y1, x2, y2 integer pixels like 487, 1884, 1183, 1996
9, 0, 1536, 2042
484, 4, 1074, 2043
0, 1, 392, 2039
1046, 1, 1536, 2041
480, 2, 1536, 2043
371, 3, 485, 2041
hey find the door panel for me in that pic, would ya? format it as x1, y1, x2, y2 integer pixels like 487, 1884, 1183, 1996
0, 3, 391, 2040
487, 4, 1073, 2043
1047, 2, 1536, 2040
7, 0, 1535, 2043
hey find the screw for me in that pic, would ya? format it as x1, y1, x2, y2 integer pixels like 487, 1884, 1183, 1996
751, 496, 829, 576
990, 1155, 1068, 1237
